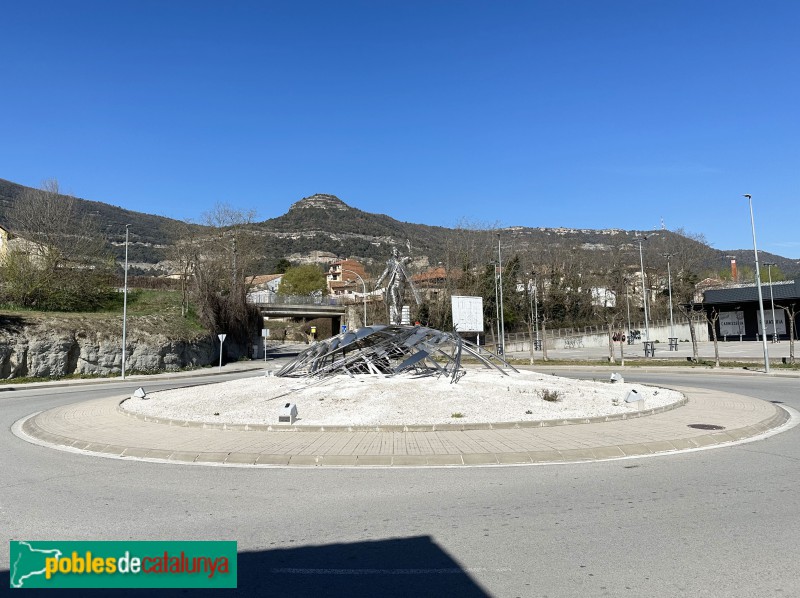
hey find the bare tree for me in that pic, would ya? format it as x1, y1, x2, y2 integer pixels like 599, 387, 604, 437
1, 179, 113, 310
188, 203, 263, 351
704, 307, 721, 368
778, 303, 797, 364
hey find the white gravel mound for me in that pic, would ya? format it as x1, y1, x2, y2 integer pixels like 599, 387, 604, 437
122, 369, 684, 427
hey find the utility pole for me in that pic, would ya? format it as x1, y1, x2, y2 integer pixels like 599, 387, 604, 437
121, 224, 130, 380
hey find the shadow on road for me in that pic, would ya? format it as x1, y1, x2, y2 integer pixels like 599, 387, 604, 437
3, 535, 491, 597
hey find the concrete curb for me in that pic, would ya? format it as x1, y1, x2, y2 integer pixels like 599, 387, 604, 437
115, 396, 689, 432
15, 390, 793, 468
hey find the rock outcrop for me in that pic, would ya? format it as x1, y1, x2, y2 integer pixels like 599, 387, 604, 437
0, 315, 218, 379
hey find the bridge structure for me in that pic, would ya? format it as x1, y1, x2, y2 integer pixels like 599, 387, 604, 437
249, 294, 350, 334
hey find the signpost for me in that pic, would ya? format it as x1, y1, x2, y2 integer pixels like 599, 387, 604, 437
218, 333, 227, 370
261, 328, 269, 362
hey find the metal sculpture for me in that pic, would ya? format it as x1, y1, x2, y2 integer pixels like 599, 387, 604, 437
275, 324, 517, 384
375, 245, 421, 324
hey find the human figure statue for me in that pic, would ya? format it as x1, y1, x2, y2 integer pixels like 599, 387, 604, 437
375, 243, 421, 324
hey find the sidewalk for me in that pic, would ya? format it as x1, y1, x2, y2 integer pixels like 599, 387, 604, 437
16, 382, 791, 467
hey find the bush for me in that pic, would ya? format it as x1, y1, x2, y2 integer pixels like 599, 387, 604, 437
540, 389, 561, 402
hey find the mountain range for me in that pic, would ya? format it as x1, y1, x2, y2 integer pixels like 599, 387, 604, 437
1, 177, 798, 280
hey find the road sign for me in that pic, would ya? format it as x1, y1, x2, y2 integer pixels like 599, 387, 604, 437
217, 334, 226, 370
451, 296, 484, 332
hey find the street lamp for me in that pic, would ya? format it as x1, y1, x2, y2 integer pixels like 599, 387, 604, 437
744, 194, 770, 373
533, 274, 540, 349
624, 276, 632, 340
341, 268, 368, 327
764, 262, 778, 343
527, 273, 541, 353
661, 252, 675, 344
121, 224, 130, 380
497, 232, 505, 355
634, 234, 653, 342
491, 261, 500, 350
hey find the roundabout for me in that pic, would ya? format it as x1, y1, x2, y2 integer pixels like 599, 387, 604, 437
14, 363, 792, 467
4, 364, 800, 597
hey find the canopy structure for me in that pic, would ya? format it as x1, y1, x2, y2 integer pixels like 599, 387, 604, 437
275, 325, 517, 384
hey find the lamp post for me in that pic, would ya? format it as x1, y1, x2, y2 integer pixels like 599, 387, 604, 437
634, 235, 651, 342
342, 268, 368, 327
533, 274, 540, 349
527, 273, 541, 353
624, 276, 632, 340
121, 224, 130, 380
661, 252, 675, 342
497, 232, 505, 355
492, 261, 500, 350
764, 262, 778, 343
744, 194, 770, 373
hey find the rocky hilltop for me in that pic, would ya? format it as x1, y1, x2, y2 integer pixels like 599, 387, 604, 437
1, 178, 798, 276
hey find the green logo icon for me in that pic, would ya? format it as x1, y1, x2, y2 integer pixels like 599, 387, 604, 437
10, 541, 237, 589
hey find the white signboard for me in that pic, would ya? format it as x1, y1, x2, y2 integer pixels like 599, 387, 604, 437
757, 310, 786, 335
719, 311, 745, 336
451, 296, 484, 332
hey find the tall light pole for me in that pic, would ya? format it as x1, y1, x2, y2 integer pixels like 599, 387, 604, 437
342, 268, 368, 327
492, 262, 500, 349
497, 232, 505, 355
624, 276, 632, 340
121, 224, 130, 380
533, 274, 540, 348
661, 252, 675, 341
764, 262, 778, 343
634, 235, 651, 342
744, 194, 770, 373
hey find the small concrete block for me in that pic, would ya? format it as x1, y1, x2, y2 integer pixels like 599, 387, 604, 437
642, 440, 679, 454
725, 427, 754, 441
462, 453, 499, 465
617, 444, 653, 457
194, 452, 230, 463
32, 431, 63, 444
425, 454, 464, 466
559, 448, 596, 462
691, 434, 728, 448
527, 450, 563, 463
288, 455, 323, 466
144, 449, 174, 460
255, 454, 291, 465
224, 453, 261, 465
355, 455, 394, 466
591, 446, 626, 460
121, 447, 150, 458
391, 455, 429, 466
496, 452, 533, 464
97, 444, 128, 456
668, 438, 697, 450
403, 425, 434, 432
167, 452, 199, 463
318, 455, 358, 466
84, 443, 112, 453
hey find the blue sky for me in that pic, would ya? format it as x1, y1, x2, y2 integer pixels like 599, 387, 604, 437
2, 1, 798, 257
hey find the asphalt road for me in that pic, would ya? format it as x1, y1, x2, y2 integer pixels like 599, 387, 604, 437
2, 367, 799, 597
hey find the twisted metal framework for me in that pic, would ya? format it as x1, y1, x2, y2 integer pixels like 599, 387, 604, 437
276, 325, 517, 384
